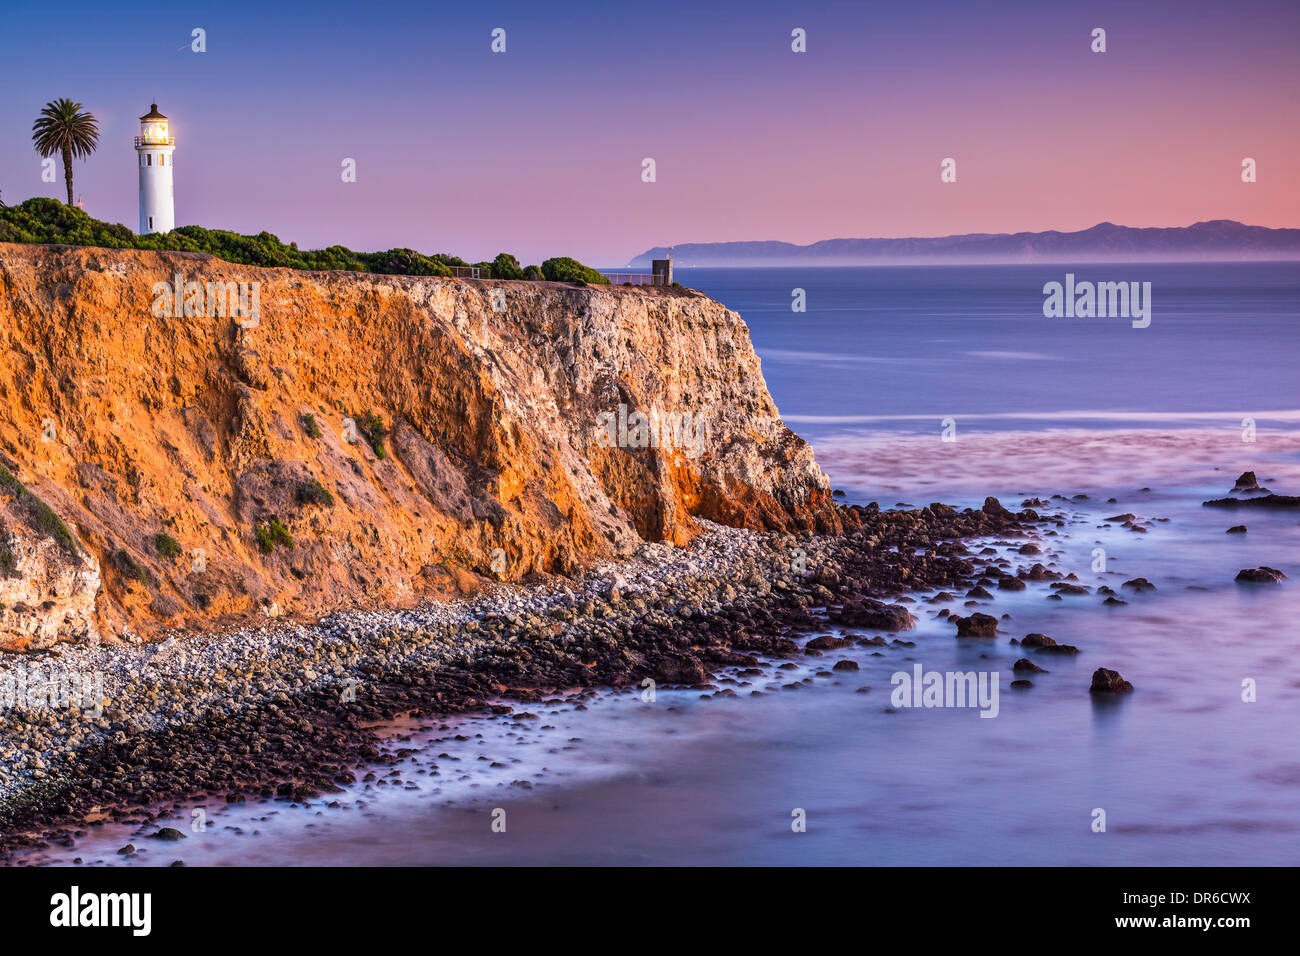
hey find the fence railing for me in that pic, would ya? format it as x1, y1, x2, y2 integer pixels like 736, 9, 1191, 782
599, 272, 668, 286
446, 265, 486, 279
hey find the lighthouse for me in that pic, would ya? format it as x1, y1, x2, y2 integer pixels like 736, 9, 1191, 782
135, 103, 174, 235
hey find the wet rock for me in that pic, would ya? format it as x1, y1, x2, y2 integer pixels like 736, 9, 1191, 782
1235, 567, 1286, 584
805, 635, 852, 651
150, 827, 186, 841
997, 576, 1027, 592
832, 599, 915, 631
952, 613, 998, 638
1121, 577, 1156, 592
1225, 526, 1247, 534
1037, 643, 1080, 655
1012, 658, 1046, 673
1234, 471, 1259, 490
832, 660, 859, 672
1020, 633, 1056, 648
1010, 679, 1033, 689
1089, 668, 1133, 694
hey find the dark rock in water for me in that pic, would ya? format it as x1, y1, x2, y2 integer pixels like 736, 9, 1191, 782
117, 844, 135, 855
953, 613, 998, 638
1051, 583, 1090, 596
806, 635, 852, 651
1102, 596, 1128, 606
1234, 471, 1258, 490
833, 489, 846, 498
983, 496, 1011, 517
1105, 513, 1137, 522
1235, 567, 1287, 584
1021, 633, 1056, 648
1226, 525, 1247, 534
1018, 543, 1041, 555
965, 586, 993, 599
1089, 668, 1133, 694
1022, 563, 1059, 581
998, 576, 1027, 591
1038, 643, 1081, 655
169, 860, 185, 867
832, 599, 916, 631
832, 659, 859, 672
1122, 577, 1156, 592
1204, 494, 1300, 508
1010, 679, 1034, 689
1013, 658, 1046, 673
151, 827, 186, 841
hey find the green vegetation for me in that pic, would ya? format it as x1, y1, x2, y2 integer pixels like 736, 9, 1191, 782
113, 547, 151, 587
0, 464, 79, 557
154, 532, 182, 559
0, 534, 15, 577
299, 412, 323, 439
0, 198, 606, 284
354, 410, 389, 460
541, 257, 610, 284
296, 477, 335, 507
256, 518, 294, 554
31, 99, 99, 207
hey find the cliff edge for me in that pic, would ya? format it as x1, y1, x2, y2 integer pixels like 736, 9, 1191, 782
0, 243, 844, 649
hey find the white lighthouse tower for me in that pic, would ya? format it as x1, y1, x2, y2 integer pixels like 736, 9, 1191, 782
135, 104, 175, 235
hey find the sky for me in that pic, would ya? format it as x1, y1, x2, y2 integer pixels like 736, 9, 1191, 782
1, 0, 1297, 265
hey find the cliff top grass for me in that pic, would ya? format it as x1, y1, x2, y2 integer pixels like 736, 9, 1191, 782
0, 196, 608, 283
0, 464, 79, 558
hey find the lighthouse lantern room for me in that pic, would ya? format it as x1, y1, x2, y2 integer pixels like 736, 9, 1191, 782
135, 103, 175, 235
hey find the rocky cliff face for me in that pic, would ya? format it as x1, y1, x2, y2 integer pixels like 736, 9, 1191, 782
0, 243, 844, 649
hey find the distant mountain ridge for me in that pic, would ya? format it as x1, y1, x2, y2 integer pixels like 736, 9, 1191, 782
628, 221, 1300, 267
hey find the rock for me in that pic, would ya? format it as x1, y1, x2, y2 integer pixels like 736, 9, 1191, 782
117, 844, 136, 855
1037, 643, 1080, 655
1010, 679, 1033, 688
1225, 526, 1247, 534
1234, 471, 1258, 490
1012, 658, 1046, 673
832, 599, 915, 631
1105, 513, 1137, 522
1021, 633, 1056, 648
832, 659, 859, 672
983, 497, 1011, 517
952, 613, 998, 638
1121, 577, 1156, 592
1017, 543, 1041, 555
997, 576, 1027, 592
1203, 494, 1300, 508
806, 635, 851, 651
151, 827, 187, 841
1089, 667, 1133, 694
1235, 567, 1286, 584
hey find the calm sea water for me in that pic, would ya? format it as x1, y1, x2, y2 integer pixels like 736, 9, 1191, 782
22, 263, 1300, 867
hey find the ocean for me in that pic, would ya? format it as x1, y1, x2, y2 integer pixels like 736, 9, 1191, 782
22, 262, 1300, 866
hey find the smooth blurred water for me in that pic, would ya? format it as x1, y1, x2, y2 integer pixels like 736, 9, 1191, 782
22, 263, 1300, 867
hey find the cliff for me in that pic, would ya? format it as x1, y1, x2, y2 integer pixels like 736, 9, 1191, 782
0, 243, 844, 650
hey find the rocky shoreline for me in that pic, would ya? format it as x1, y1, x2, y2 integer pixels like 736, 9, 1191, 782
0, 498, 1045, 858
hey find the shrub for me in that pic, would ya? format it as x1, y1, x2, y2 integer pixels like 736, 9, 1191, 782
491, 253, 524, 280
0, 536, 15, 577
0, 464, 79, 557
540, 257, 609, 284
355, 409, 388, 460
154, 532, 182, 559
296, 477, 335, 507
113, 548, 151, 587
300, 413, 322, 439
522, 265, 545, 281
256, 518, 293, 554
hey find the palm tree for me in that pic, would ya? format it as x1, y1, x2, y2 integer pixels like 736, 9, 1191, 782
31, 99, 99, 206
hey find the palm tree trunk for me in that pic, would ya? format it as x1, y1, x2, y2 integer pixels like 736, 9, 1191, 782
61, 145, 74, 205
